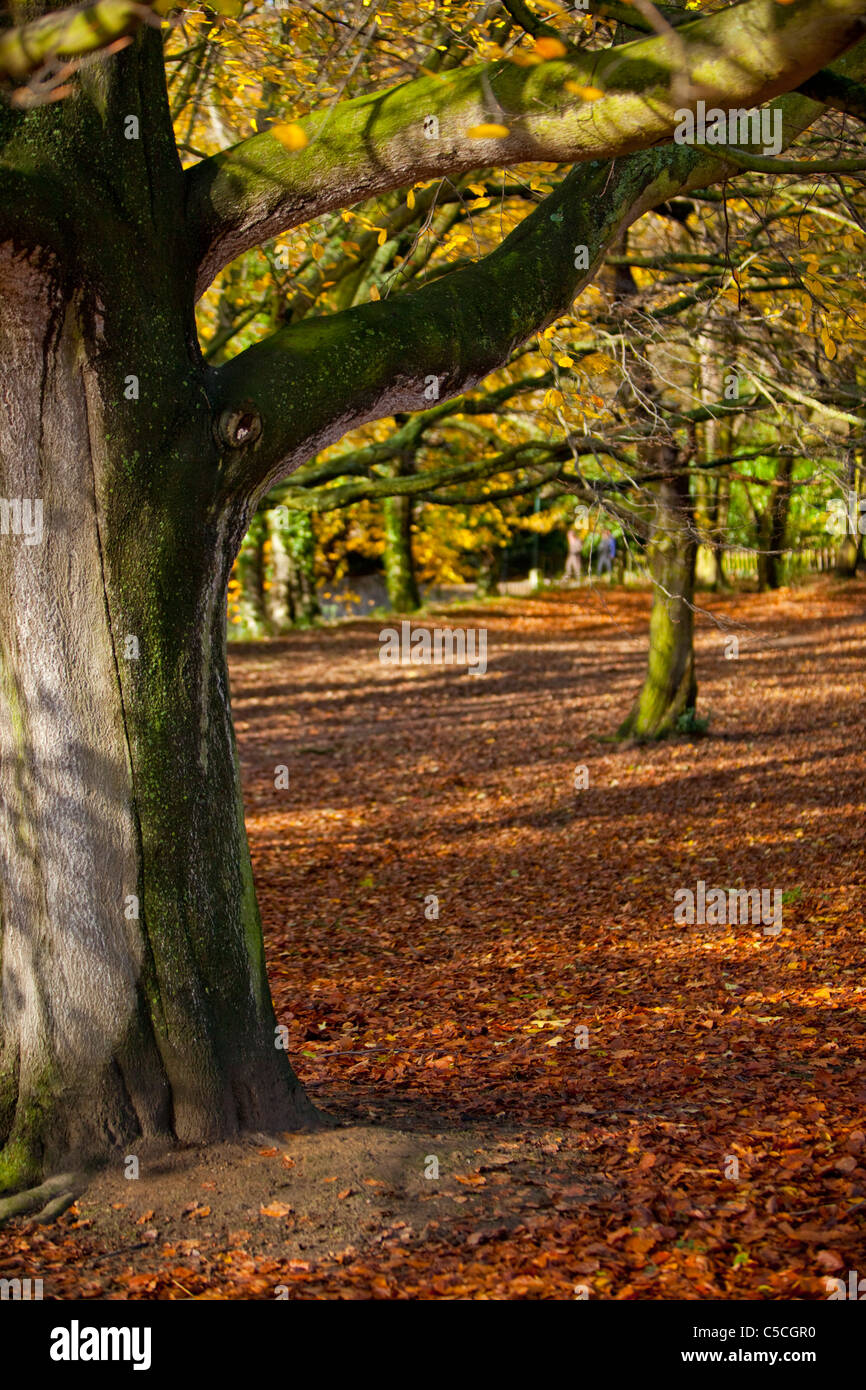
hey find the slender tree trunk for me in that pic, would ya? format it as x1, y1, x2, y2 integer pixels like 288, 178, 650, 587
235, 514, 271, 637
475, 548, 500, 598
618, 470, 698, 740
263, 509, 294, 633
383, 469, 421, 613
713, 473, 731, 589
757, 456, 794, 590
611, 232, 698, 740
283, 510, 320, 625
836, 458, 863, 578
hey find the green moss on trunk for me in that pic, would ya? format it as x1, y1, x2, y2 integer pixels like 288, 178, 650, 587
618, 473, 698, 740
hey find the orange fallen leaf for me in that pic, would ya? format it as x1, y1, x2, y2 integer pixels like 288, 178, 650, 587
260, 1201, 293, 1218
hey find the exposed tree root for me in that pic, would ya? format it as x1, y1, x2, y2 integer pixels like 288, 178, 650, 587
0, 1171, 84, 1228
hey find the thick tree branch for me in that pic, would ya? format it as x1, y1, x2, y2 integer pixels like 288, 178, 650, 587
269, 442, 566, 513
722, 146, 866, 173
187, 0, 866, 296
500, 0, 567, 43
585, 1, 692, 33
209, 45, 866, 509
796, 68, 866, 120
210, 133, 751, 502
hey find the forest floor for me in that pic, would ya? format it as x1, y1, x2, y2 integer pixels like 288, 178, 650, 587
2, 579, 865, 1299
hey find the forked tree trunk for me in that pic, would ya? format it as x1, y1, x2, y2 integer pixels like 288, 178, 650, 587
0, 44, 315, 1191
618, 471, 698, 740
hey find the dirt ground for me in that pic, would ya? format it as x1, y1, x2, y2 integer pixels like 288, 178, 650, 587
1, 579, 864, 1298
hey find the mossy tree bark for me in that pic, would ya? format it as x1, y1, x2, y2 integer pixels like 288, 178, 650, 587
384, 491, 421, 612
0, 29, 316, 1193
383, 450, 421, 615
2, 1, 865, 1189
282, 510, 320, 626
611, 231, 698, 741
618, 469, 698, 740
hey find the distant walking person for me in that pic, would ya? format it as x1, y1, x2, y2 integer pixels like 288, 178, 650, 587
563, 524, 583, 583
597, 530, 616, 578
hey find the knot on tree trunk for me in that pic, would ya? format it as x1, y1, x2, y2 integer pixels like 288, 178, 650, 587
216, 403, 263, 450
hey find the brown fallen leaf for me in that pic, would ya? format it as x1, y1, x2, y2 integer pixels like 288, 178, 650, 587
815, 1249, 846, 1271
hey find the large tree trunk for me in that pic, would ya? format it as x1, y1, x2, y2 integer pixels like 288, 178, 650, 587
618, 471, 698, 740
0, 40, 314, 1192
